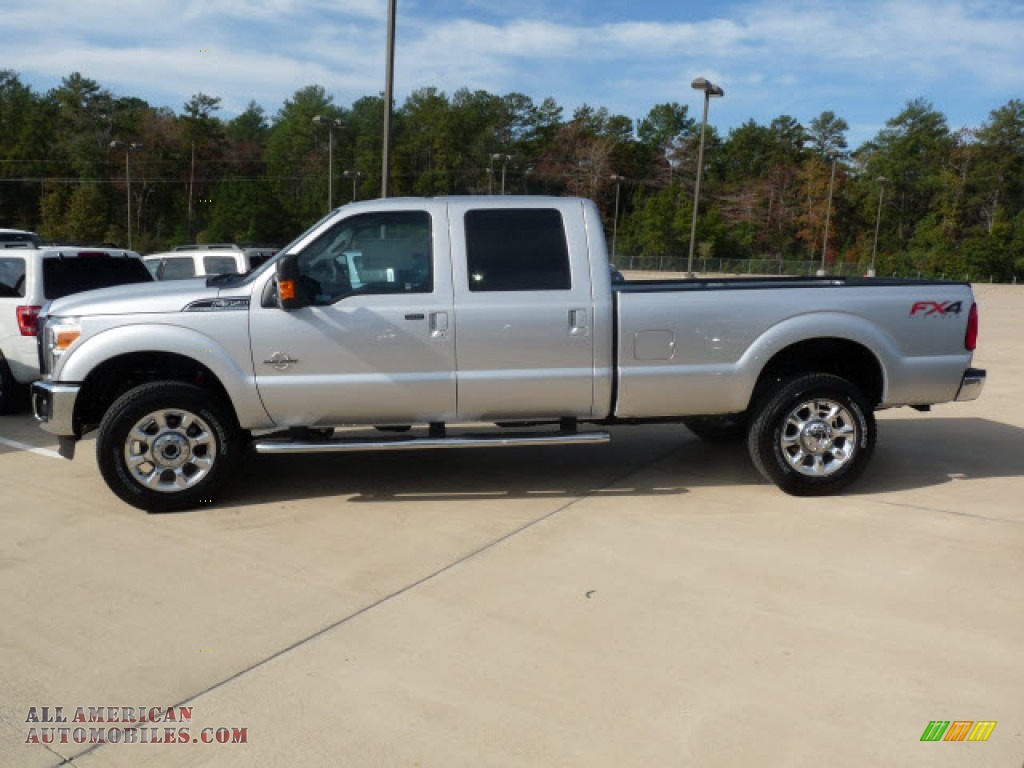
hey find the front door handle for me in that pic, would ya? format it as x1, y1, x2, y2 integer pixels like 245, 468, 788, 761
429, 311, 449, 339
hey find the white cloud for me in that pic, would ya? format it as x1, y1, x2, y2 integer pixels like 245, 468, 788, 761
3, 0, 1022, 146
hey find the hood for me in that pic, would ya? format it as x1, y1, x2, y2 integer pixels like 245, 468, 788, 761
45, 278, 230, 317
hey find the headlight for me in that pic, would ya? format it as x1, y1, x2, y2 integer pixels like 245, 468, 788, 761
44, 316, 81, 370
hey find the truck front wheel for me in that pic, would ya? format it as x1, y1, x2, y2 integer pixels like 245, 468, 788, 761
747, 373, 875, 496
97, 381, 241, 512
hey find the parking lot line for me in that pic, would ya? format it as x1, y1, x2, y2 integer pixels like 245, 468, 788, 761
0, 436, 62, 460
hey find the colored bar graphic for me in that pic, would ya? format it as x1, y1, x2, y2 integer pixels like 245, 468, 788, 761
920, 720, 996, 742
967, 721, 996, 742
944, 721, 973, 741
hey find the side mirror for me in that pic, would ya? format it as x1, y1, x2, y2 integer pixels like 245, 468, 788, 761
275, 253, 306, 311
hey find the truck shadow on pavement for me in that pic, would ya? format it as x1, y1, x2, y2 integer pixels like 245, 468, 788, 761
856, 416, 1024, 494
222, 417, 1024, 508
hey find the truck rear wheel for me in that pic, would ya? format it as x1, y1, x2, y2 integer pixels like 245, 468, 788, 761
747, 373, 875, 496
97, 381, 241, 512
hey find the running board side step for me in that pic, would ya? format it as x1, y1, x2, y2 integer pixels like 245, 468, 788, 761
253, 430, 611, 455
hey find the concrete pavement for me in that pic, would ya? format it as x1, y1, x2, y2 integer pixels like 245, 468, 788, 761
1, 284, 1022, 767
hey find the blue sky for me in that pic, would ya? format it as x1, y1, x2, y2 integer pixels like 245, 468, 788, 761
4, 0, 1023, 147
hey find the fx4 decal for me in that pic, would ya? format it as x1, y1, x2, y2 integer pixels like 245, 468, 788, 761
910, 300, 963, 317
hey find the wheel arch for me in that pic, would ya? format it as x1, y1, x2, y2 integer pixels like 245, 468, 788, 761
749, 337, 885, 412
74, 351, 238, 435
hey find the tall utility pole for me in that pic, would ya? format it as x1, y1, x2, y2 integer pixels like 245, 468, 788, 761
819, 154, 838, 276
382, 0, 397, 198
187, 141, 195, 242
610, 174, 625, 261
869, 176, 887, 277
109, 141, 143, 250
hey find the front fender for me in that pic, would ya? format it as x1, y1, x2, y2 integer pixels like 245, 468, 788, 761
58, 322, 273, 429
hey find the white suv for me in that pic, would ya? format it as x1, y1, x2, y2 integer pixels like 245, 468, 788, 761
143, 245, 276, 280
0, 228, 42, 247
0, 245, 152, 412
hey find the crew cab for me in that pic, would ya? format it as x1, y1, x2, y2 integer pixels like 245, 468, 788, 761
0, 244, 152, 412
30, 197, 984, 511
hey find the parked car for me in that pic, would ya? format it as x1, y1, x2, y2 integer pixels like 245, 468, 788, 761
144, 245, 277, 280
32, 196, 983, 511
0, 245, 152, 412
0, 228, 42, 248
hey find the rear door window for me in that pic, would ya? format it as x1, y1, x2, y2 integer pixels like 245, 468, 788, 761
464, 209, 571, 292
0, 257, 27, 298
42, 255, 153, 300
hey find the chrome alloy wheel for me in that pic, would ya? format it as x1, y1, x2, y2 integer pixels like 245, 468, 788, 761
779, 398, 859, 477
123, 408, 217, 492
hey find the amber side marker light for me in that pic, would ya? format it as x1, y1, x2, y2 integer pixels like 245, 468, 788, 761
55, 329, 81, 351
279, 280, 296, 300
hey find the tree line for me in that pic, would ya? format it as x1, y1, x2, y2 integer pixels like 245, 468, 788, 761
1, 69, 1022, 279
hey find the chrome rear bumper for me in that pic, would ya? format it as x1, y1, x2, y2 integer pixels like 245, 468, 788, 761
954, 368, 986, 402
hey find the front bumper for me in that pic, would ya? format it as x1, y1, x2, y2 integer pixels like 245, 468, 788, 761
954, 368, 986, 402
32, 380, 80, 438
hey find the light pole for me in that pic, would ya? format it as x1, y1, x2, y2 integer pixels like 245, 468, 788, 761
868, 176, 887, 277
382, 0, 397, 198
109, 141, 143, 250
818, 153, 839, 276
343, 170, 365, 201
687, 77, 724, 277
610, 174, 625, 261
490, 153, 511, 194
312, 115, 344, 211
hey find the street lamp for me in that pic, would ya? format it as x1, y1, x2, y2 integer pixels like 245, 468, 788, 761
610, 174, 626, 261
868, 176, 887, 277
687, 77, 724, 277
312, 115, 344, 211
343, 170, 366, 201
108, 140, 143, 250
818, 152, 840, 276
489, 153, 511, 194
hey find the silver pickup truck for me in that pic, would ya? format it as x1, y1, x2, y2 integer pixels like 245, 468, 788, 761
31, 197, 985, 511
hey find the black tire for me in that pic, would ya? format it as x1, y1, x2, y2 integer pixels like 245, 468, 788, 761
747, 373, 876, 496
97, 381, 241, 512
683, 413, 748, 443
0, 355, 26, 415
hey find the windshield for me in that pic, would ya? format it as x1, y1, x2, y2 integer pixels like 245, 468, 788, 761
206, 210, 340, 288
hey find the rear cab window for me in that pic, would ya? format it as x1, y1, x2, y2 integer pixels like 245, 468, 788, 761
464, 209, 571, 292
